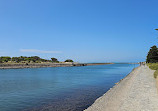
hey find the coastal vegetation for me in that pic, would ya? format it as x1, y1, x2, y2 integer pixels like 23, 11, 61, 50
0, 56, 112, 69
0, 56, 73, 63
146, 45, 158, 63
146, 45, 158, 78
65, 59, 73, 62
147, 63, 158, 78
51, 58, 59, 63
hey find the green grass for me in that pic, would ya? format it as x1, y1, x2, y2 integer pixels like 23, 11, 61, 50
147, 63, 158, 78
153, 70, 158, 78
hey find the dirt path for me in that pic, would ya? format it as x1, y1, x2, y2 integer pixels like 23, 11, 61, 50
84, 66, 158, 111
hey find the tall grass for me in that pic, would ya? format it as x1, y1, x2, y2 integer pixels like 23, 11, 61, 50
148, 63, 158, 78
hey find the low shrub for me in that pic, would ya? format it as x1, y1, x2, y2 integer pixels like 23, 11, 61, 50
148, 63, 158, 78
154, 70, 158, 78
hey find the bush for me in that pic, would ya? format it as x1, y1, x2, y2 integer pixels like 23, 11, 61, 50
51, 58, 59, 63
65, 59, 73, 62
0, 56, 11, 62
148, 63, 158, 70
148, 63, 158, 78
154, 70, 158, 78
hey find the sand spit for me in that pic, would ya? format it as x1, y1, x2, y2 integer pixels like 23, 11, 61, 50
84, 66, 158, 111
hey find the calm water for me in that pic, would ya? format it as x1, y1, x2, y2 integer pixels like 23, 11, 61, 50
0, 63, 138, 111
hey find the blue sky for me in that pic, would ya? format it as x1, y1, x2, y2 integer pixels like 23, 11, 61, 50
0, 0, 158, 63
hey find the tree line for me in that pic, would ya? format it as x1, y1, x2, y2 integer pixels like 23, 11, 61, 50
146, 45, 158, 63
0, 56, 73, 63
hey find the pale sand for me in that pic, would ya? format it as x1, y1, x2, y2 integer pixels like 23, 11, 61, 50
84, 66, 158, 111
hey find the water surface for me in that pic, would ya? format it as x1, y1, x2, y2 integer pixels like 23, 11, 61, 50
0, 63, 138, 111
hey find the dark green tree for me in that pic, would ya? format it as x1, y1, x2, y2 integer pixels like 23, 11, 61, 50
146, 45, 158, 63
51, 58, 58, 63
65, 59, 73, 62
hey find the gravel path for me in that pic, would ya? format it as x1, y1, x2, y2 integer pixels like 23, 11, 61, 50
84, 66, 158, 111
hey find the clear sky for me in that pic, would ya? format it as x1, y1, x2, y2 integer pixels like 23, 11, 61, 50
0, 0, 158, 63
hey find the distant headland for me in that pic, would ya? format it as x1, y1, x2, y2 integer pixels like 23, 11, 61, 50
0, 56, 113, 69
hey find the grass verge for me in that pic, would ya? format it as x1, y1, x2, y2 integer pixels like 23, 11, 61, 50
147, 63, 158, 78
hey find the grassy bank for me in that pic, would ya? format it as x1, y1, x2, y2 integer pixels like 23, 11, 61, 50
147, 63, 158, 78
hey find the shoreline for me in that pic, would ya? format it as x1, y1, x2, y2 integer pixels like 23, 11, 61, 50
84, 66, 140, 111
0, 63, 113, 69
84, 65, 158, 111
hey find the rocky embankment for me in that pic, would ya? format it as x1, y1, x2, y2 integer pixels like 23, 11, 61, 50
85, 65, 158, 111
0, 63, 85, 69
0, 63, 112, 69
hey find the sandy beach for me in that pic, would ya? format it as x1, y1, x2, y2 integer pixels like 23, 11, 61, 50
84, 65, 158, 111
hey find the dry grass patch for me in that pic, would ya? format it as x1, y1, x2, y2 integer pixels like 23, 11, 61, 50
148, 63, 158, 78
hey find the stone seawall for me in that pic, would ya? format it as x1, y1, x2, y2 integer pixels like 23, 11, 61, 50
0, 63, 86, 69
0, 63, 113, 69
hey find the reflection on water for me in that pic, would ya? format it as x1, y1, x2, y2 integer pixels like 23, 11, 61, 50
0, 64, 138, 111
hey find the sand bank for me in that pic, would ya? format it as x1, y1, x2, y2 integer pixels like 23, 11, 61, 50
84, 65, 158, 111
